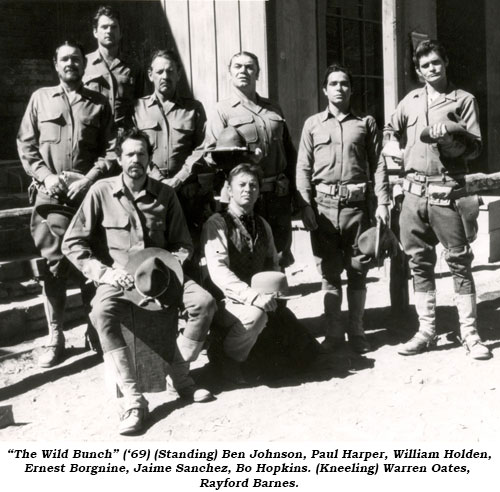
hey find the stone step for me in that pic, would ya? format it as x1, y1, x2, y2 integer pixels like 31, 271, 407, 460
0, 159, 30, 194
0, 286, 85, 342
0, 191, 29, 210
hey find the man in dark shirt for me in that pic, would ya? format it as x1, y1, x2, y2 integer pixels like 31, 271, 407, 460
62, 129, 216, 435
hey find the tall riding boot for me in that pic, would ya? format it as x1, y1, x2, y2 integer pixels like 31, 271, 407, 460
455, 294, 492, 360
103, 347, 149, 435
347, 289, 370, 353
166, 334, 213, 402
38, 293, 66, 368
398, 291, 438, 356
322, 290, 344, 351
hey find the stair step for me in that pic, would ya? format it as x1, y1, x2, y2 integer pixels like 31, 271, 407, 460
0, 206, 35, 256
0, 192, 30, 210
0, 159, 30, 193
0, 287, 85, 342
0, 253, 40, 282
0, 279, 41, 302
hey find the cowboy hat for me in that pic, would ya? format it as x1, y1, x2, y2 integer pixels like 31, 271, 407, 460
420, 121, 477, 144
250, 271, 301, 300
358, 223, 400, 261
35, 203, 77, 238
203, 126, 251, 154
123, 248, 184, 311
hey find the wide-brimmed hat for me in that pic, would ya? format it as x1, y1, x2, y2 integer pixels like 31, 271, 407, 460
35, 203, 77, 238
420, 121, 477, 144
250, 271, 301, 300
123, 248, 183, 311
203, 126, 250, 154
358, 223, 400, 261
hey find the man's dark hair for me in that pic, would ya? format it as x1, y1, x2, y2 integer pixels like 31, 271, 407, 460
116, 128, 153, 158
322, 63, 353, 89
92, 5, 121, 30
228, 51, 260, 78
413, 39, 448, 67
53, 40, 86, 65
227, 163, 263, 187
149, 49, 182, 71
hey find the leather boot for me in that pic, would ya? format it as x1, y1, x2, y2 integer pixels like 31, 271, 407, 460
103, 347, 148, 435
398, 291, 438, 356
38, 295, 66, 368
166, 334, 213, 402
455, 294, 492, 360
347, 289, 370, 353
322, 290, 344, 351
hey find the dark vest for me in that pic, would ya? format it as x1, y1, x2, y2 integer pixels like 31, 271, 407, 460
222, 210, 272, 284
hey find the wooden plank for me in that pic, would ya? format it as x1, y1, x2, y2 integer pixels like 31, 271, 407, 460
487, 200, 500, 232
189, 0, 218, 115
316, 0, 327, 112
273, 0, 318, 145
163, 0, 193, 92
239, 0, 269, 97
488, 229, 500, 263
382, 0, 399, 121
214, 0, 241, 101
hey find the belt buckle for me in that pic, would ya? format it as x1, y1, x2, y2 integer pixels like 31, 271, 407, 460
339, 185, 348, 199
409, 182, 423, 196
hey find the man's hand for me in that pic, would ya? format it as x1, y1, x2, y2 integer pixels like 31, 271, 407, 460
101, 268, 134, 289
300, 205, 318, 231
253, 293, 278, 312
66, 176, 92, 200
162, 177, 182, 190
429, 123, 453, 145
375, 204, 390, 225
44, 174, 67, 196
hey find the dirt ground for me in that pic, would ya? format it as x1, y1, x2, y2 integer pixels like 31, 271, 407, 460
1, 232, 500, 442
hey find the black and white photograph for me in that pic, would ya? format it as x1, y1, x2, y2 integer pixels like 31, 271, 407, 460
1, 0, 499, 489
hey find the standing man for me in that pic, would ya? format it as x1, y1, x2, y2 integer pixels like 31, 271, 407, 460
296, 64, 390, 353
62, 129, 216, 434
84, 5, 140, 130
385, 40, 491, 360
204, 51, 297, 268
17, 40, 114, 368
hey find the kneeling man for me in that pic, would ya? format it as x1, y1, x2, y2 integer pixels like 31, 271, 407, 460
62, 128, 216, 435
202, 164, 318, 383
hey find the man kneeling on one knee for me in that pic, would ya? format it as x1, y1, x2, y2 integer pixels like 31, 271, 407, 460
62, 128, 216, 435
202, 163, 318, 383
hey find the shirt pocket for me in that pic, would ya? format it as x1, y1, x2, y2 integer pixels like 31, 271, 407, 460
39, 111, 64, 144
171, 118, 195, 153
102, 215, 131, 251
312, 132, 332, 165
266, 113, 285, 141
145, 217, 166, 248
406, 115, 419, 147
136, 119, 160, 149
228, 114, 258, 143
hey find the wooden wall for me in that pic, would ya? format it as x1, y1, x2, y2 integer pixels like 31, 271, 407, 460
162, 0, 269, 118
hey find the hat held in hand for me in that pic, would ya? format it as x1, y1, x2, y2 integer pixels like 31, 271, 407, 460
250, 271, 301, 300
124, 247, 183, 311
36, 203, 77, 238
358, 223, 400, 262
420, 112, 478, 144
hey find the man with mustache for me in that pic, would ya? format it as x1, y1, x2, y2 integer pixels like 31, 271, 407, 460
84, 5, 141, 130
63, 128, 216, 434
17, 40, 114, 367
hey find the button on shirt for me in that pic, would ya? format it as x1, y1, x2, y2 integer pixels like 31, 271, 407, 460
296, 108, 390, 205
62, 175, 193, 283
17, 85, 114, 184
384, 85, 481, 176
133, 94, 206, 179
84, 49, 140, 128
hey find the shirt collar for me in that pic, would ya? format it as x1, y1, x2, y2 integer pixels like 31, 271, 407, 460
321, 106, 360, 122
228, 202, 253, 218
112, 175, 160, 198
148, 92, 181, 109
412, 83, 458, 101
229, 88, 265, 108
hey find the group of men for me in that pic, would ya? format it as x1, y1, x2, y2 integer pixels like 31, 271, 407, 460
16, 4, 492, 436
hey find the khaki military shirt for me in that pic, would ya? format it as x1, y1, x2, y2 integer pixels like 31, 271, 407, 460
133, 93, 206, 179
296, 108, 390, 205
84, 49, 140, 128
17, 85, 114, 184
384, 85, 481, 176
205, 90, 297, 185
62, 175, 193, 283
